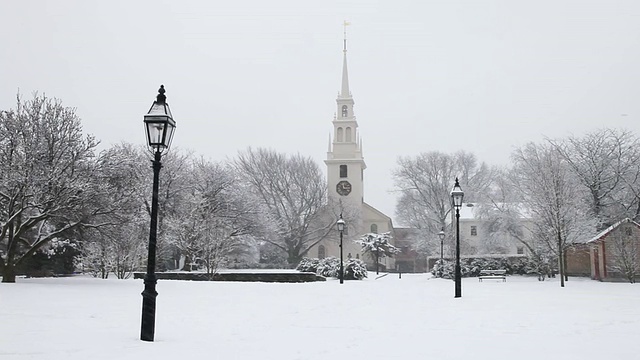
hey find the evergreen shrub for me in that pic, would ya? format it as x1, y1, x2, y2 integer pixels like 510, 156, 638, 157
343, 258, 368, 280
431, 256, 556, 279
296, 257, 321, 273
295, 256, 368, 280
317, 257, 341, 278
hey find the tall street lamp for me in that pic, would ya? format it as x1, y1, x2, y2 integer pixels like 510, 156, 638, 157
141, 85, 176, 342
438, 228, 445, 268
451, 178, 464, 298
336, 214, 346, 284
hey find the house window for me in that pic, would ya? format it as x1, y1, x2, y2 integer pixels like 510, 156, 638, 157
318, 245, 326, 259
470, 226, 477, 236
370, 224, 378, 233
337, 127, 344, 142
342, 105, 348, 117
340, 165, 347, 178
345, 127, 352, 142
517, 247, 524, 255
625, 227, 633, 236
356, 253, 359, 259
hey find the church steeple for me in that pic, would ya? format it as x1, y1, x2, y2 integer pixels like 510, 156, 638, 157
326, 22, 366, 206
336, 21, 355, 120
340, 23, 350, 98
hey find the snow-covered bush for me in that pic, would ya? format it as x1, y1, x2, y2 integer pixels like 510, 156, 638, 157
296, 257, 320, 273
295, 256, 367, 280
343, 258, 368, 280
431, 256, 556, 279
317, 257, 341, 278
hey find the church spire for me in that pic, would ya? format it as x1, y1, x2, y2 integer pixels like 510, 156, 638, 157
340, 20, 351, 98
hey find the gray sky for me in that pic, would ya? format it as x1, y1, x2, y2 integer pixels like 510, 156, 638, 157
2, 1, 640, 225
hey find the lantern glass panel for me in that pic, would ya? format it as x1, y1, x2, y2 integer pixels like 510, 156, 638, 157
451, 185, 464, 207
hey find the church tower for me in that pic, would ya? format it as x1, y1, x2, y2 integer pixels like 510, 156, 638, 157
311, 24, 394, 271
325, 27, 367, 208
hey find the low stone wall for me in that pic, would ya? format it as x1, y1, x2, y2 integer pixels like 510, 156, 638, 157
133, 272, 325, 283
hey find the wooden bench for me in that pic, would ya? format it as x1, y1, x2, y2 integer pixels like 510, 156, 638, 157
478, 269, 507, 282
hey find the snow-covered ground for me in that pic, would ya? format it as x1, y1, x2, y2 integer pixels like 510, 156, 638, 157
1, 273, 638, 359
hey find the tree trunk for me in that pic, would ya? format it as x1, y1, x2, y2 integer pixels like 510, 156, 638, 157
558, 234, 565, 288
3, 225, 17, 283
375, 251, 380, 275
563, 249, 569, 282
2, 263, 16, 283
182, 255, 193, 271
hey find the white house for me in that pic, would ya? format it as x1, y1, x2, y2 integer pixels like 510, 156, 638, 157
452, 203, 534, 257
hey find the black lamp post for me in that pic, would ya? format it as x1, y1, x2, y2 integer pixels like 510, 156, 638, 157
438, 228, 445, 267
140, 85, 176, 342
336, 215, 346, 284
451, 178, 464, 298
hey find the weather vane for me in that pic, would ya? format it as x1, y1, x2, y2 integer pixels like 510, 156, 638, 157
343, 20, 350, 52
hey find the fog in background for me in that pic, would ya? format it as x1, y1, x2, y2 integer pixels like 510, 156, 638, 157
2, 0, 639, 222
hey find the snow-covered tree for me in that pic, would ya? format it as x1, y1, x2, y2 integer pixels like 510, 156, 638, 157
234, 148, 333, 266
393, 151, 496, 258
79, 143, 148, 279
606, 225, 640, 283
356, 232, 400, 274
0, 93, 102, 282
166, 158, 266, 277
511, 142, 596, 287
548, 129, 640, 230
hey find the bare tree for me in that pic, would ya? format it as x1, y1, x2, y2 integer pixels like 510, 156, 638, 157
472, 168, 540, 254
606, 224, 640, 283
511, 142, 595, 287
392, 151, 496, 257
167, 158, 265, 275
0, 93, 101, 282
234, 148, 332, 266
78, 143, 151, 279
548, 129, 640, 229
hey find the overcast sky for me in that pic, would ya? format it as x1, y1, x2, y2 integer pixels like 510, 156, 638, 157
2, 1, 640, 225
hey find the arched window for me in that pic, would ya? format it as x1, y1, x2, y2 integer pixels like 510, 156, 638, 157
318, 245, 326, 259
337, 127, 344, 142
340, 165, 347, 178
342, 105, 348, 117
370, 224, 378, 233
345, 127, 352, 142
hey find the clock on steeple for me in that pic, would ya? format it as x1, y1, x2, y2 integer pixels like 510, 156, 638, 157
336, 180, 352, 196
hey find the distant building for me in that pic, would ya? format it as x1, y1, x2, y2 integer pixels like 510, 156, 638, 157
454, 203, 533, 256
393, 228, 425, 273
568, 218, 640, 281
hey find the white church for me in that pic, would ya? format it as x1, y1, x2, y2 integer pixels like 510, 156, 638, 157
307, 34, 401, 272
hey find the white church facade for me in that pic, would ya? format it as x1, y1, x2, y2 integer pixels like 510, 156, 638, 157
307, 35, 396, 271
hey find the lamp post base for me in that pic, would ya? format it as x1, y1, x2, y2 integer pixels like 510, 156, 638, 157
140, 274, 158, 341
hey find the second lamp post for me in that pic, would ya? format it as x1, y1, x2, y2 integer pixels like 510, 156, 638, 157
451, 178, 464, 298
438, 228, 445, 267
337, 215, 346, 284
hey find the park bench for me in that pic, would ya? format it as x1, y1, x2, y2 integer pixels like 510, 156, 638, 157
478, 269, 507, 282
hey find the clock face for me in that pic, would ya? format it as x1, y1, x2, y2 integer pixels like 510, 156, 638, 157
336, 180, 352, 196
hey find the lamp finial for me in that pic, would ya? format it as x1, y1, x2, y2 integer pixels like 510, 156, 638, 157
156, 85, 166, 104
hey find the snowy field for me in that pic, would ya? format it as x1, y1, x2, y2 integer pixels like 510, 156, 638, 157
1, 274, 638, 360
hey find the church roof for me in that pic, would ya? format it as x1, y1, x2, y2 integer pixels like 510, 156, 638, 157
363, 202, 392, 224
